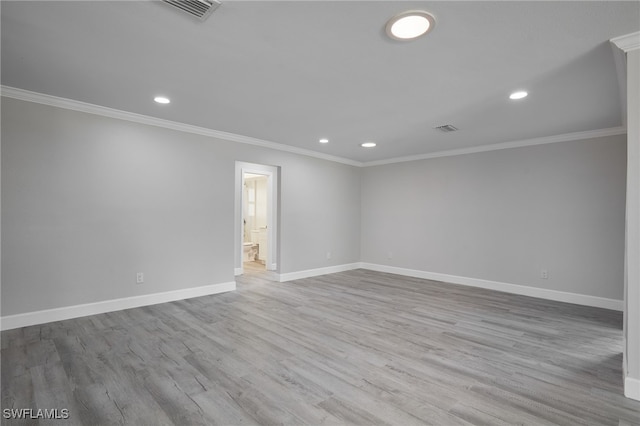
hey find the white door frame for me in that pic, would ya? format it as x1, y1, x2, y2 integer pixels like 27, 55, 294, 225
235, 161, 279, 275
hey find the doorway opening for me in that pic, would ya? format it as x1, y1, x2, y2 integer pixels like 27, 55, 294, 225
235, 162, 279, 276
243, 172, 268, 272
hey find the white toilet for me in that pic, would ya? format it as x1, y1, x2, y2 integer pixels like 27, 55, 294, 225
251, 228, 268, 263
243, 242, 258, 261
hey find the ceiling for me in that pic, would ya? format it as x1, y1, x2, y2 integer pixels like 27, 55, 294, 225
2, 1, 639, 164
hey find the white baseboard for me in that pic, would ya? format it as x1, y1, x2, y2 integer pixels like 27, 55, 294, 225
234, 267, 243, 276
360, 263, 623, 311
625, 376, 640, 401
0, 281, 236, 331
278, 263, 361, 282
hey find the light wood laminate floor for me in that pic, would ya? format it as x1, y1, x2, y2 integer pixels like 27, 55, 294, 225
2, 269, 639, 425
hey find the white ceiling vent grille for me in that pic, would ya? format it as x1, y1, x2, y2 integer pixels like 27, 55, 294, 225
163, 0, 221, 21
435, 124, 459, 133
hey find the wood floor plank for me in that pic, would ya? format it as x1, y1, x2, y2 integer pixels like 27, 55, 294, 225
2, 268, 639, 425
29, 362, 84, 426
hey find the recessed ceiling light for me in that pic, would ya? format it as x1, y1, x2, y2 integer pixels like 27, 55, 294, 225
319, 138, 329, 144
386, 11, 436, 41
509, 91, 528, 100
361, 142, 377, 148
154, 96, 171, 104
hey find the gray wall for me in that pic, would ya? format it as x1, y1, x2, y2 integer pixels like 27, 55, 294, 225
1, 97, 361, 316
361, 135, 627, 300
1, 95, 628, 319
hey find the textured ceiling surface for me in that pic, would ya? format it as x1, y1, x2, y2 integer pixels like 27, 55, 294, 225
2, 1, 639, 162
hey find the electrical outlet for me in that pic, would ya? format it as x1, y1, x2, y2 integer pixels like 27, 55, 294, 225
136, 272, 144, 284
540, 269, 548, 279
326, 251, 332, 260
387, 251, 393, 259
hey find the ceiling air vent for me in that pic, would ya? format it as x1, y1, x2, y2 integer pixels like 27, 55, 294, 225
163, 0, 221, 21
435, 124, 459, 133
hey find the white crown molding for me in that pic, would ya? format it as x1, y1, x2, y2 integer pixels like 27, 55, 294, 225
610, 41, 628, 127
0, 86, 363, 167
362, 126, 627, 167
611, 31, 640, 53
2, 86, 627, 169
